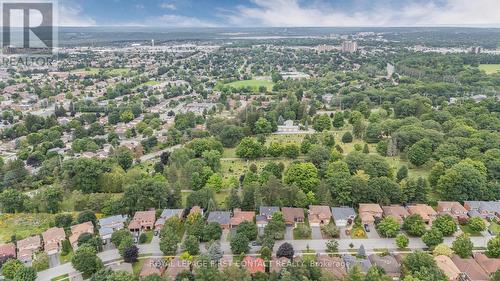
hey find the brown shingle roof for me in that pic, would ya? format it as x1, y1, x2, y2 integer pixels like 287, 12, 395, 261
473, 252, 500, 275
0, 243, 16, 259
282, 207, 304, 224
435, 255, 461, 281
407, 204, 437, 222
451, 255, 489, 281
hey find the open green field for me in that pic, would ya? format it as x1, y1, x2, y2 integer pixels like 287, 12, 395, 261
479, 64, 500, 74
133, 80, 160, 90
0, 213, 56, 242
221, 158, 292, 180
224, 79, 274, 91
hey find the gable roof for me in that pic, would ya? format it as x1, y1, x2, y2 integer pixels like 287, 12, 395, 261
434, 255, 461, 281
207, 211, 231, 225
331, 207, 356, 222
230, 209, 255, 226
407, 204, 437, 221
99, 215, 126, 227
451, 255, 489, 281
473, 252, 500, 275
242, 256, 265, 274
282, 207, 305, 222
309, 205, 332, 220
368, 254, 400, 277
0, 243, 16, 258
259, 206, 280, 217
382, 205, 409, 223
160, 209, 184, 219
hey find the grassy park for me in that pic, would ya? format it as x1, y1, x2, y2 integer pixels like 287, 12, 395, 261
224, 79, 274, 91
478, 64, 500, 74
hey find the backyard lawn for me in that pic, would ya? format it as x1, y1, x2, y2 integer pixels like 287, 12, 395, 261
60, 250, 73, 264
489, 221, 500, 235
0, 213, 56, 242
460, 224, 482, 236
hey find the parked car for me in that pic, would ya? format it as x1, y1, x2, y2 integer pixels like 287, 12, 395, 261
364, 224, 370, 232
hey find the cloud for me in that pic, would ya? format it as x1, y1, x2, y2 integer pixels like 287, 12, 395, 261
160, 2, 177, 10
58, 2, 96, 27
220, 0, 500, 27
141, 14, 218, 27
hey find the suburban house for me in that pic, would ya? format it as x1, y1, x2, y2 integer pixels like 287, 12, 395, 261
99, 215, 127, 243
257, 206, 280, 228
282, 207, 305, 227
382, 205, 410, 224
437, 201, 468, 222
42, 227, 66, 255
0, 243, 16, 263
242, 256, 265, 274
259, 206, 280, 220
17, 236, 41, 265
434, 255, 461, 281
451, 255, 489, 281
473, 253, 500, 276
155, 209, 184, 230
331, 207, 356, 227
139, 258, 166, 279
207, 211, 231, 229
342, 254, 371, 273
231, 208, 255, 227
128, 210, 156, 232
270, 257, 290, 273
308, 205, 332, 226
407, 204, 437, 225
368, 254, 401, 280
463, 201, 500, 221
69, 221, 95, 249
358, 204, 383, 225
316, 255, 346, 279
164, 257, 190, 280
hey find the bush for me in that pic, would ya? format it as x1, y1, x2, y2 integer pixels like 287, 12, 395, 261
395, 234, 409, 249
321, 223, 339, 238
468, 217, 486, 232
422, 229, 443, 249
277, 242, 294, 260
433, 215, 456, 236
139, 233, 148, 244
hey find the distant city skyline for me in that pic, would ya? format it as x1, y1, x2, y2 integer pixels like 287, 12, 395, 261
52, 0, 500, 28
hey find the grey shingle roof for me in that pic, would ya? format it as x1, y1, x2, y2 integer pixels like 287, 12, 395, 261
259, 206, 280, 217
207, 211, 231, 225
331, 207, 356, 221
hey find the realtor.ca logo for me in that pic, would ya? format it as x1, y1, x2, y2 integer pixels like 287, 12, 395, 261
0, 0, 57, 65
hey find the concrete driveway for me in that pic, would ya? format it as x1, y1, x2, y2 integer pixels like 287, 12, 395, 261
221, 229, 230, 242
311, 226, 322, 239
339, 227, 350, 239
48, 253, 60, 268
285, 227, 294, 240
365, 224, 380, 239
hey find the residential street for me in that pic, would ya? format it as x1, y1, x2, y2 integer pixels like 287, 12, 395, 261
36, 234, 493, 281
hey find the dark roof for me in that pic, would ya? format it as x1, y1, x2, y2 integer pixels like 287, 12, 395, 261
342, 255, 371, 273
368, 254, 401, 277
207, 211, 231, 225
259, 206, 280, 217
331, 207, 356, 221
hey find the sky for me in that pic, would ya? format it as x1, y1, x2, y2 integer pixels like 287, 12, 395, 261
57, 0, 500, 28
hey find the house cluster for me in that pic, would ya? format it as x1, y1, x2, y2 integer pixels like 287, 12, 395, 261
138, 250, 499, 281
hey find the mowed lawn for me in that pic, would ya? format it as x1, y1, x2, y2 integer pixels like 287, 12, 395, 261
225, 79, 274, 91
479, 64, 500, 74
0, 213, 56, 242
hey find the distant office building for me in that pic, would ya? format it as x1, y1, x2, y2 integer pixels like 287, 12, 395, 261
341, 41, 358, 53
317, 44, 335, 52
470, 46, 482, 54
